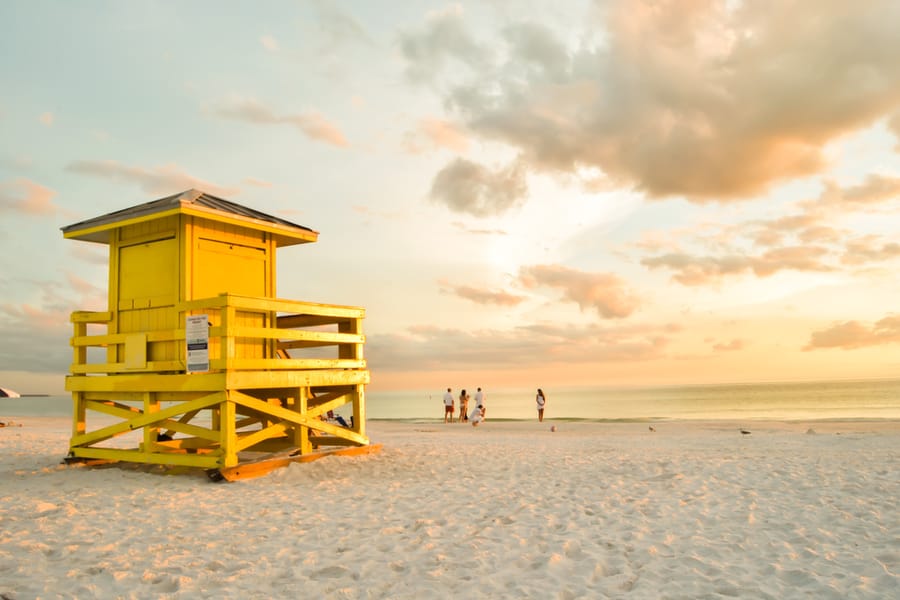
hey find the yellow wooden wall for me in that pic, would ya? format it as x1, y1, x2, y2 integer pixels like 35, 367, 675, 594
189, 216, 274, 361
110, 214, 277, 367
112, 215, 181, 363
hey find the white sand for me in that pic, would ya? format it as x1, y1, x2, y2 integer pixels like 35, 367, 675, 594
1, 418, 898, 599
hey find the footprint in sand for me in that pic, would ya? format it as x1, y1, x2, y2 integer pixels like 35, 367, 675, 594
311, 565, 351, 580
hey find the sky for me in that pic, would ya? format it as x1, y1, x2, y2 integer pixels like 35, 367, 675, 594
3, 0, 900, 395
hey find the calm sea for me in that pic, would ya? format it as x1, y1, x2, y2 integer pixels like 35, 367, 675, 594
4, 378, 900, 422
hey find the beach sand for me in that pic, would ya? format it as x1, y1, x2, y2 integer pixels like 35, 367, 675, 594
1, 418, 898, 599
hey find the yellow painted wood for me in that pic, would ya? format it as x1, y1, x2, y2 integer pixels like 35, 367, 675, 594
215, 444, 382, 482
154, 420, 217, 442
71, 311, 113, 323
63, 193, 370, 477
235, 422, 289, 453
70, 447, 222, 469
84, 399, 143, 419
124, 334, 148, 369
72, 391, 85, 436
220, 394, 237, 467
235, 325, 363, 345
71, 392, 223, 447
227, 357, 366, 370
354, 384, 367, 438
225, 369, 370, 389
66, 372, 227, 392
308, 436, 361, 447
71, 360, 185, 375
71, 328, 185, 348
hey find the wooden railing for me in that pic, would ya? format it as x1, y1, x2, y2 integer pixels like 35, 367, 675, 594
69, 293, 366, 376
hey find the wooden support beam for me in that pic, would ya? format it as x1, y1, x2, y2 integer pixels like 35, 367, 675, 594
230, 391, 368, 445
71, 392, 224, 448
66, 372, 227, 392
69, 447, 222, 469
210, 444, 382, 482
235, 422, 289, 453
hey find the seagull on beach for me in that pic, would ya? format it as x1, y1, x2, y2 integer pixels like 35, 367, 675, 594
740, 428, 751, 435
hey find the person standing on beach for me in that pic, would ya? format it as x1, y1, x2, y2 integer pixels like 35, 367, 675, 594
474, 387, 485, 418
443, 388, 454, 423
458, 389, 470, 423
536, 388, 546, 422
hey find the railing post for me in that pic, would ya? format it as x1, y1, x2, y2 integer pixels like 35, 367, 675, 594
72, 317, 87, 374
222, 294, 235, 371
221, 391, 237, 467
298, 386, 312, 454
352, 384, 366, 438
338, 315, 363, 361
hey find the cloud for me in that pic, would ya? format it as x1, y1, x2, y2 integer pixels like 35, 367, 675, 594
712, 338, 745, 352
66, 273, 104, 298
798, 225, 842, 245
752, 246, 832, 277
0, 178, 59, 215
260, 34, 278, 51
804, 315, 900, 350
634, 166, 900, 286
441, 283, 526, 307
641, 253, 751, 286
642, 245, 832, 285
404, 118, 469, 154
451, 221, 507, 236
0, 276, 105, 373
0, 303, 71, 373
313, 0, 373, 48
749, 212, 825, 246
214, 98, 348, 147
66, 160, 239, 197
39, 112, 54, 126
818, 175, 900, 207
840, 236, 900, 266
367, 320, 672, 372
889, 111, 900, 150
518, 264, 639, 318
398, 4, 487, 84
403, 0, 900, 201
243, 177, 273, 188
430, 157, 527, 217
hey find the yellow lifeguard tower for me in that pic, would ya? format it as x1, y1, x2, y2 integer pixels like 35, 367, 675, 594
61, 189, 375, 480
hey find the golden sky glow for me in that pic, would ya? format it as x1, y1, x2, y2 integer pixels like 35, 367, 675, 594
2, 1, 900, 394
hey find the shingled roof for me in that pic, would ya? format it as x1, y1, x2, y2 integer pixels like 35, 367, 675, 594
62, 189, 318, 246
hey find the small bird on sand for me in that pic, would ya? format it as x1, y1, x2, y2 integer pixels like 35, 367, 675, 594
740, 428, 751, 435
648, 426, 656, 432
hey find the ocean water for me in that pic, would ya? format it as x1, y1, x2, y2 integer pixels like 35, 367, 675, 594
368, 379, 900, 422
5, 378, 900, 422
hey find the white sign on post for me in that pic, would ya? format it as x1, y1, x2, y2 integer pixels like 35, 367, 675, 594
186, 314, 210, 373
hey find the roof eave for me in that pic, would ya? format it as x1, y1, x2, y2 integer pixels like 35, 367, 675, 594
62, 203, 319, 246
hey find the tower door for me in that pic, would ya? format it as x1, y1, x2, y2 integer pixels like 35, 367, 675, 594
194, 238, 270, 361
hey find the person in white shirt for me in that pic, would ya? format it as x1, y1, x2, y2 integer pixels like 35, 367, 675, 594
470, 405, 484, 427
474, 387, 485, 418
536, 388, 546, 422
443, 388, 454, 423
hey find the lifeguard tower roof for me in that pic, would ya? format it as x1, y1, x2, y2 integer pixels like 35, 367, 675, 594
61, 189, 318, 246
